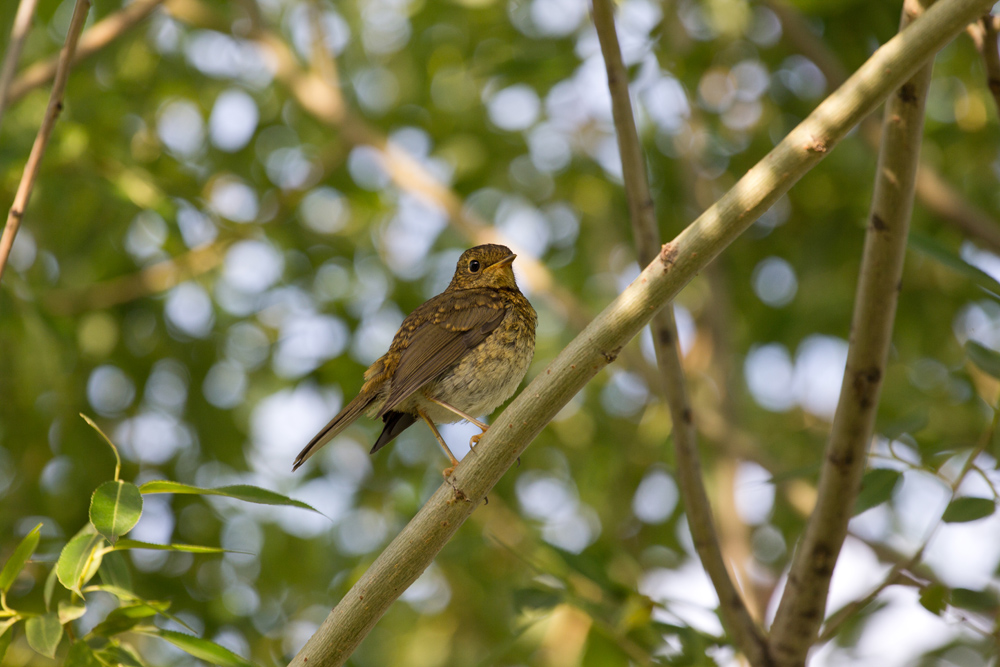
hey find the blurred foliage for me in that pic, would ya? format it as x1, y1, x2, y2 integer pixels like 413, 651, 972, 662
1, 0, 999, 665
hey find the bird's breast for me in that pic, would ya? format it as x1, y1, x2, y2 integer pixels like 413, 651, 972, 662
413, 296, 536, 422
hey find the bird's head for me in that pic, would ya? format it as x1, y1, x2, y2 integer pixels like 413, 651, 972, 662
447, 244, 521, 291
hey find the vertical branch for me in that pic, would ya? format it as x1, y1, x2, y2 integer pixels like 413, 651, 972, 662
0, 0, 91, 286
768, 1, 936, 664
590, 0, 770, 664
975, 14, 1000, 117
0, 0, 41, 132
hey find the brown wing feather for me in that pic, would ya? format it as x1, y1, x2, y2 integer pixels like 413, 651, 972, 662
376, 292, 508, 417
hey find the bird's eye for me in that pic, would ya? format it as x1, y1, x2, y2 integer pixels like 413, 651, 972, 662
469, 260, 481, 273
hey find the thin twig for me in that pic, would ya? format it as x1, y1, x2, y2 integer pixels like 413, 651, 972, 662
769, 1, 937, 663
0, 0, 41, 132
768, 0, 1000, 255
817, 565, 915, 643
307, 0, 342, 99
975, 14, 1000, 117
288, 1, 991, 663
591, 0, 769, 663
821, 404, 1000, 644
5, 0, 166, 107
44, 239, 233, 314
0, 0, 92, 286
761, 0, 850, 86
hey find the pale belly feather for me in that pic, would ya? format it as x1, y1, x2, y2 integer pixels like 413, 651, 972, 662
395, 313, 534, 424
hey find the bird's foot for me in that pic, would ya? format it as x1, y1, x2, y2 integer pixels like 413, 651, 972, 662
469, 426, 489, 451
442, 466, 455, 478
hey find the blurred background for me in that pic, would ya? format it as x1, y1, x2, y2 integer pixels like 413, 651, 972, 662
2, 0, 1000, 664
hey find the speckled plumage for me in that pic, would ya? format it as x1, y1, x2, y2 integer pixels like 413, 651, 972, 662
293, 245, 536, 472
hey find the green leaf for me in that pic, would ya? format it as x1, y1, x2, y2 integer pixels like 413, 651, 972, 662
58, 600, 88, 624
112, 539, 231, 554
919, 583, 950, 616
941, 497, 996, 523
57, 529, 106, 593
89, 602, 164, 637
0, 621, 12, 662
581, 627, 628, 667
513, 586, 563, 612
95, 643, 147, 667
877, 412, 929, 441
98, 550, 133, 591
138, 481, 320, 513
854, 469, 902, 515
44, 565, 59, 611
951, 587, 1000, 611
909, 233, 1000, 298
90, 480, 143, 545
0, 523, 42, 593
84, 585, 193, 633
26, 612, 63, 658
66, 640, 102, 667
0, 616, 18, 639
139, 629, 259, 667
966, 342, 1000, 380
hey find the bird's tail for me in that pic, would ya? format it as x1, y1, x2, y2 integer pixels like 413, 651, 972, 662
292, 392, 376, 471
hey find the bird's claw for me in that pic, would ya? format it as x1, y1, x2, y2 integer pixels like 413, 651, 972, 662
469, 426, 489, 451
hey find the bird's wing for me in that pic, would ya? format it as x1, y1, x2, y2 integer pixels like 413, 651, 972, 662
376, 292, 507, 417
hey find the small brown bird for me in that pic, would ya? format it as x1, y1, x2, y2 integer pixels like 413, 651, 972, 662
293, 244, 537, 474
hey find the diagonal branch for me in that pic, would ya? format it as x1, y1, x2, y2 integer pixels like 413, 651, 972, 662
0, 0, 91, 286
590, 0, 768, 663
43, 239, 233, 314
765, 0, 1000, 255
0, 0, 41, 132
287, 0, 992, 664
768, 1, 937, 663
4, 0, 167, 107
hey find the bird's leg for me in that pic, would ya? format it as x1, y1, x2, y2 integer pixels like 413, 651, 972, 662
425, 396, 488, 429
417, 407, 460, 477
424, 395, 489, 450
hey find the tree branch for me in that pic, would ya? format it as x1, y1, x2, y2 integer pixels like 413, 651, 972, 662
4, 0, 166, 107
0, 0, 91, 286
767, 0, 1000, 255
768, 1, 936, 663
0, 0, 41, 131
821, 403, 1000, 644
762, 0, 850, 86
287, 0, 991, 663
43, 238, 233, 314
973, 14, 1000, 118
591, 0, 768, 663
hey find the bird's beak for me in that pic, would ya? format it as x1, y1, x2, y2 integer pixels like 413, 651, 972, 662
487, 253, 516, 272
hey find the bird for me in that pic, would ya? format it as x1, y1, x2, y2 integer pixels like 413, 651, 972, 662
293, 244, 537, 475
